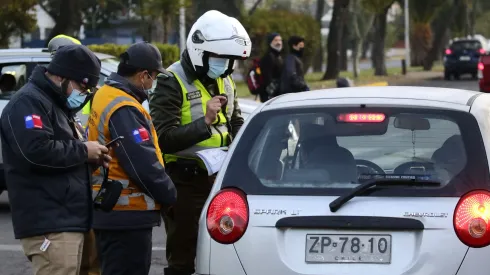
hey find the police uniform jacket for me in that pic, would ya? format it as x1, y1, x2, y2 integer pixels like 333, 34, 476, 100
89, 73, 176, 230
149, 50, 244, 158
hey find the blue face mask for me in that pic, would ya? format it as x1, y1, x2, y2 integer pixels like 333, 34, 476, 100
207, 57, 228, 79
66, 82, 87, 109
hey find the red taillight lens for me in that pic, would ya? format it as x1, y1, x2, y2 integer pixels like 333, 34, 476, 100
445, 49, 452, 55
480, 48, 486, 55
206, 188, 249, 244
453, 190, 490, 248
479, 62, 485, 71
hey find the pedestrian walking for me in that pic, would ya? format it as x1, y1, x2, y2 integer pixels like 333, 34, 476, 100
0, 44, 110, 275
258, 32, 284, 102
149, 10, 251, 275
87, 41, 177, 275
279, 35, 309, 94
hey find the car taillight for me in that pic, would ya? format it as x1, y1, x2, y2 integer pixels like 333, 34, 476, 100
453, 190, 490, 248
445, 49, 452, 55
206, 188, 249, 244
479, 62, 485, 71
480, 48, 486, 55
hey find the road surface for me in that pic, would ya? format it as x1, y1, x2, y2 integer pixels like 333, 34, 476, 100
0, 77, 479, 274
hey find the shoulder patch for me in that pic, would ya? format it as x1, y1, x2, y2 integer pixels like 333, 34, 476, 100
25, 114, 43, 129
186, 90, 202, 101
133, 127, 150, 143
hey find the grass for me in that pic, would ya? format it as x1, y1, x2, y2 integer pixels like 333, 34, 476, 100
235, 63, 444, 99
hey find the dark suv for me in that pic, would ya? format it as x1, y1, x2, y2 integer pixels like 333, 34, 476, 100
444, 39, 486, 80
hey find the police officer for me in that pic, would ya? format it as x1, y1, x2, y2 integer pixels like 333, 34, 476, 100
149, 10, 251, 275
87, 41, 177, 275
0, 44, 110, 275
47, 34, 102, 275
48, 34, 82, 56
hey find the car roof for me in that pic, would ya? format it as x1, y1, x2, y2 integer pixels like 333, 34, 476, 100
263, 86, 480, 111
0, 48, 115, 60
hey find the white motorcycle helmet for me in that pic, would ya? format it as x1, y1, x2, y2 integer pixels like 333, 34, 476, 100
186, 10, 252, 77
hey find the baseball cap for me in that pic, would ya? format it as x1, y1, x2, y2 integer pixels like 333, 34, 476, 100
47, 44, 101, 88
120, 42, 168, 74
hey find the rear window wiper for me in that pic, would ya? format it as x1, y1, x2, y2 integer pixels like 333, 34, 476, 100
329, 178, 441, 212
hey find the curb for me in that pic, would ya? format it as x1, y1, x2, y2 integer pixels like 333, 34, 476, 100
360, 81, 389, 87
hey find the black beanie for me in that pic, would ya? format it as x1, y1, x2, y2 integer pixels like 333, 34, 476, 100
267, 32, 280, 44
47, 44, 101, 88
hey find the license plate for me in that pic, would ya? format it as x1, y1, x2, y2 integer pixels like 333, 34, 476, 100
305, 234, 392, 264
460, 56, 471, 61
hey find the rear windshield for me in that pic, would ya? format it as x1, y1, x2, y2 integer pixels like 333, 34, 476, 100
450, 40, 482, 51
222, 107, 490, 197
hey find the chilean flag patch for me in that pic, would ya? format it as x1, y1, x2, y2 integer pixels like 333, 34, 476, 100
133, 127, 150, 143
25, 115, 43, 129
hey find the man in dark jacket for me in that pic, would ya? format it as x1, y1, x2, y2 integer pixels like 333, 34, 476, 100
0, 44, 110, 275
258, 32, 283, 102
280, 35, 309, 94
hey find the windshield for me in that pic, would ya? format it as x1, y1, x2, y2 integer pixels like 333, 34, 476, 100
450, 40, 482, 51
222, 107, 489, 197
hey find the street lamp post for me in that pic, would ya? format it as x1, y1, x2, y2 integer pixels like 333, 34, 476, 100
179, 0, 186, 54
404, 0, 411, 67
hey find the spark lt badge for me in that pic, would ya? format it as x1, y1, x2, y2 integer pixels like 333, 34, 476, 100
403, 212, 448, 218
253, 209, 301, 216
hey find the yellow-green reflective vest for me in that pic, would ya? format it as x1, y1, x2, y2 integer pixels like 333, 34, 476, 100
164, 61, 236, 164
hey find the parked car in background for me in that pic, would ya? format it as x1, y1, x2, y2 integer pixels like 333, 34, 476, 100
197, 86, 490, 275
444, 39, 486, 80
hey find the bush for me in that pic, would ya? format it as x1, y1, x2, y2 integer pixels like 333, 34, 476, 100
87, 43, 180, 68
243, 9, 321, 71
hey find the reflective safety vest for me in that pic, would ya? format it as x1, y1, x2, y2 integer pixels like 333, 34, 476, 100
164, 61, 236, 164
87, 84, 163, 211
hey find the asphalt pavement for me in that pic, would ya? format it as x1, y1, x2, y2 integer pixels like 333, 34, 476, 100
0, 76, 479, 275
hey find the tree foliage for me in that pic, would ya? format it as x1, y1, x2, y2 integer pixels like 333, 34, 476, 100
408, 0, 447, 66
0, 0, 37, 48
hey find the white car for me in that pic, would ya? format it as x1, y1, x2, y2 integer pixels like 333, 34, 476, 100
196, 86, 490, 275
143, 97, 260, 119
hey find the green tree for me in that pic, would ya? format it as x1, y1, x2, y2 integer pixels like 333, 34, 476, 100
362, 0, 395, 76
39, 0, 129, 45
323, 0, 350, 80
0, 0, 37, 48
407, 0, 446, 67
139, 0, 191, 43
349, 0, 375, 78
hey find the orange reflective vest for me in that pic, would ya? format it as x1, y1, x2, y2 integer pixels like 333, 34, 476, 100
87, 84, 163, 211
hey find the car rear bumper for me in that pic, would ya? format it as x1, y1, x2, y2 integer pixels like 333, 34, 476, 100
479, 79, 490, 92
445, 61, 478, 74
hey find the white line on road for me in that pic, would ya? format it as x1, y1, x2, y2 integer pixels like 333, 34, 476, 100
0, 244, 165, 252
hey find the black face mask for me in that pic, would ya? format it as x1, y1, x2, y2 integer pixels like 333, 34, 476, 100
293, 47, 304, 57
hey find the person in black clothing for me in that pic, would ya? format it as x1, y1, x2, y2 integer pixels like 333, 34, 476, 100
280, 35, 309, 95
0, 73, 16, 95
258, 32, 284, 102
0, 44, 111, 275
